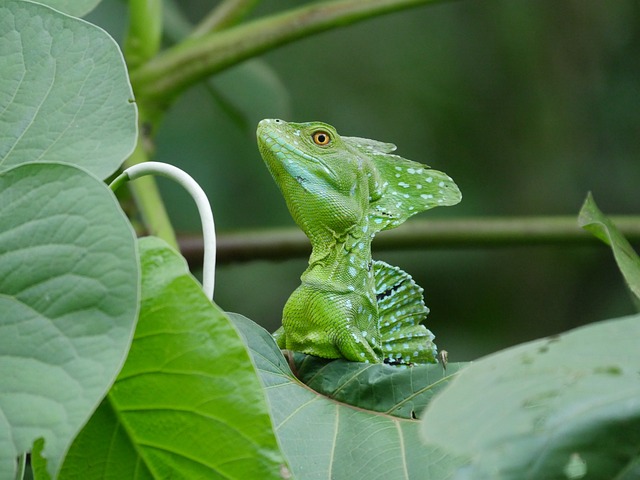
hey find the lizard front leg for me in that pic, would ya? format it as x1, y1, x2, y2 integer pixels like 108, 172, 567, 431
281, 285, 380, 363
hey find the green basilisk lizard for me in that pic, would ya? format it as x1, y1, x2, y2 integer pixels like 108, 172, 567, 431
257, 119, 461, 364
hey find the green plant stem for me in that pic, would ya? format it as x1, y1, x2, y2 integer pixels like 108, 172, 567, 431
178, 216, 640, 264
130, 0, 451, 109
124, 0, 163, 69
190, 0, 261, 38
122, 139, 179, 249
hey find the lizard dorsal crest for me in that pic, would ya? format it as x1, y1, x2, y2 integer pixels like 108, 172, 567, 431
342, 136, 397, 154
374, 260, 437, 364
343, 136, 461, 232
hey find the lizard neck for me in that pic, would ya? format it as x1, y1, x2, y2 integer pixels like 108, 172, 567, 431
302, 223, 376, 300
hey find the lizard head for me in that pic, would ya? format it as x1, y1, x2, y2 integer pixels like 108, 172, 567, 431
257, 119, 462, 238
257, 119, 369, 237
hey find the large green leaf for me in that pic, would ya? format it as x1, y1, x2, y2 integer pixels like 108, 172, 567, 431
59, 237, 288, 479
230, 313, 467, 479
420, 314, 640, 479
28, 0, 102, 18
0, 162, 139, 480
0, 0, 136, 179
579, 193, 640, 303
294, 353, 466, 419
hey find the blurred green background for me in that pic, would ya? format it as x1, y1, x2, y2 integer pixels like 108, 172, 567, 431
89, 0, 639, 360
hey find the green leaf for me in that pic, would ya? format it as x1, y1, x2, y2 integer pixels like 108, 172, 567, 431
294, 353, 467, 419
579, 192, 640, 303
0, 162, 139, 480
60, 237, 288, 479
420, 314, 640, 479
27, 0, 102, 18
230, 313, 467, 479
0, 0, 136, 179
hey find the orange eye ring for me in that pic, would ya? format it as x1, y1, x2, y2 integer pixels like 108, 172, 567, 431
312, 131, 331, 146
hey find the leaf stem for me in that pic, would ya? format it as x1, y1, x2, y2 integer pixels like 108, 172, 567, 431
121, 139, 179, 249
178, 216, 640, 265
111, 162, 217, 300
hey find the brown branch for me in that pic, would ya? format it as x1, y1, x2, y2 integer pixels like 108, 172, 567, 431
178, 216, 640, 266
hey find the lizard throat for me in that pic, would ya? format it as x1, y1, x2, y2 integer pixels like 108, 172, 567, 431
303, 229, 376, 298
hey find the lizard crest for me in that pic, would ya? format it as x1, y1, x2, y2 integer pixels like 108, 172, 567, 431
257, 119, 461, 364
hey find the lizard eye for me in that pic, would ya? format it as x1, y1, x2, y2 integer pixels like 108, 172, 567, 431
312, 131, 331, 146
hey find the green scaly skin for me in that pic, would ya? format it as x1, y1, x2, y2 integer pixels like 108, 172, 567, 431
257, 119, 461, 364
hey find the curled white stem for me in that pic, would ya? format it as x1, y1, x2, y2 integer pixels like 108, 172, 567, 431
114, 162, 216, 300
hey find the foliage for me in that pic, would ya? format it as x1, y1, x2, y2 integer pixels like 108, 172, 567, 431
579, 193, 640, 304
0, 0, 136, 178
231, 313, 469, 479
30, 0, 100, 18
1, 0, 639, 479
0, 162, 139, 479
1, 1, 138, 477
55, 237, 287, 479
420, 314, 640, 479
